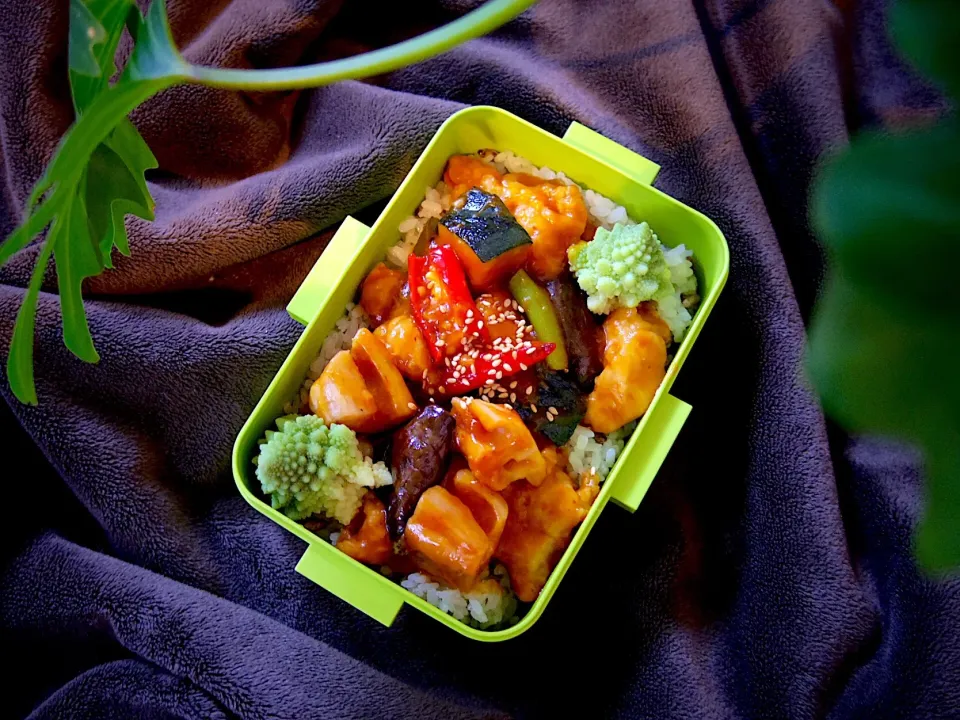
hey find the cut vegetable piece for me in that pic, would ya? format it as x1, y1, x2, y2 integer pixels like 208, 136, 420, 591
446, 468, 509, 550
310, 350, 380, 433
427, 340, 555, 396
584, 305, 668, 433
508, 270, 568, 371
336, 493, 393, 566
546, 273, 604, 389
439, 188, 532, 291
451, 398, 546, 490
374, 314, 431, 381
388, 406, 456, 541
517, 366, 586, 445
404, 486, 493, 590
408, 244, 489, 362
350, 329, 417, 429
360, 263, 406, 325
475, 290, 531, 341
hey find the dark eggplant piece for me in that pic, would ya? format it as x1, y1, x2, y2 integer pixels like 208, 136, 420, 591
545, 273, 604, 390
517, 366, 587, 445
438, 188, 532, 290
387, 405, 456, 540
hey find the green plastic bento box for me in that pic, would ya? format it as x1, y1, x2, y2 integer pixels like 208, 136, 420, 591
232, 106, 729, 642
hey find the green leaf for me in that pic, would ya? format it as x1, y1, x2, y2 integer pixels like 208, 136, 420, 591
7, 227, 59, 406
68, 0, 106, 78
813, 121, 960, 319
809, 0, 960, 569
891, 0, 960, 97
807, 274, 960, 570
89, 124, 157, 264
53, 186, 101, 362
69, 0, 135, 113
124, 0, 189, 81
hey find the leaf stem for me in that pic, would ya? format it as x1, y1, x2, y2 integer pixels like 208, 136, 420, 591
185, 0, 536, 91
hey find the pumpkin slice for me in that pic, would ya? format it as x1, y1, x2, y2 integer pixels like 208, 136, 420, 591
439, 188, 532, 291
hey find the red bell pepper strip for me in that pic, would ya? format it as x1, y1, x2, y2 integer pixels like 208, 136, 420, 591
429, 341, 556, 396
409, 244, 489, 363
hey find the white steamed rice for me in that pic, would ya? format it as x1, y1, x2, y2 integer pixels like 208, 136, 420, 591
401, 563, 518, 629
565, 421, 637, 481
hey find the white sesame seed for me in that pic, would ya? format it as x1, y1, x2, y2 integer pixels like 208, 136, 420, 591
520, 363, 528, 371
408, 402, 417, 410
476, 321, 484, 329
526, 386, 534, 396
438, 386, 446, 394
530, 403, 537, 413
495, 371, 503, 379
510, 393, 517, 403
491, 359, 501, 368
517, 306, 525, 313
503, 364, 512, 372
504, 404, 512, 410
510, 381, 518, 389
549, 406, 558, 415
485, 379, 495, 386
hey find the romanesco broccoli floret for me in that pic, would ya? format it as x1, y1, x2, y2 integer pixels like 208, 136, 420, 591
255, 415, 392, 524
568, 222, 673, 314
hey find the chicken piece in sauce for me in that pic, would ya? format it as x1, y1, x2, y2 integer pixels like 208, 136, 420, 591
584, 304, 669, 434
495, 447, 592, 602
360, 262, 406, 325
309, 350, 379, 432
374, 313, 432, 381
336, 493, 393, 566
451, 398, 546, 491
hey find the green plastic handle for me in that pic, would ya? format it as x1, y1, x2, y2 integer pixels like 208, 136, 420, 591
609, 393, 691, 512
296, 543, 405, 626
562, 122, 660, 187
287, 216, 371, 326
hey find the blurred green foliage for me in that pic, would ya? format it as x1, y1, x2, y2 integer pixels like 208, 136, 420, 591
809, 0, 960, 570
